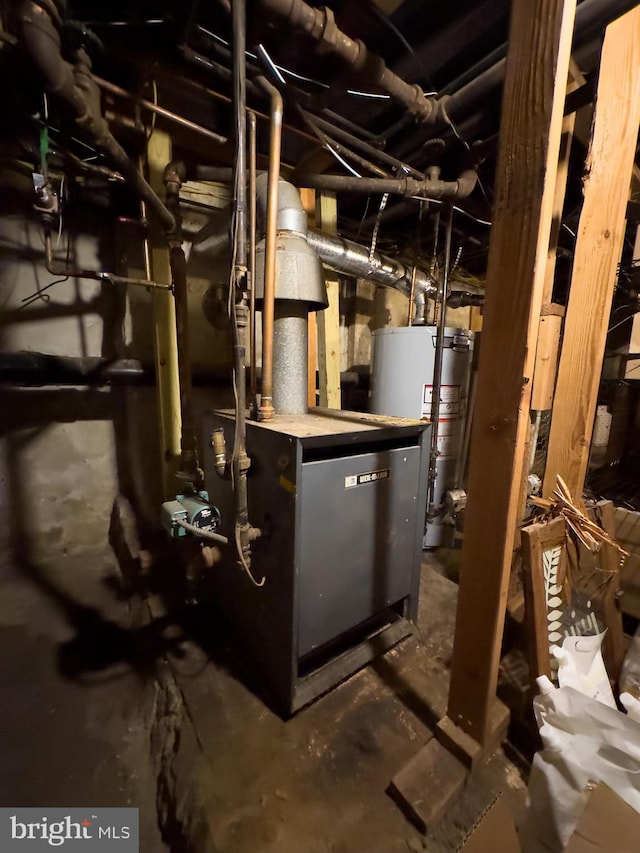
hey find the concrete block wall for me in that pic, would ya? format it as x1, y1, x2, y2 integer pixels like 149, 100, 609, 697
0, 173, 231, 565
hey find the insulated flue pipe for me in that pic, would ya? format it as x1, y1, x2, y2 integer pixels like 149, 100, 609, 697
273, 303, 308, 414
254, 178, 327, 415
256, 76, 283, 421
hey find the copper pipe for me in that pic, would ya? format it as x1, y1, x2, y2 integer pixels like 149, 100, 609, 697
257, 76, 283, 422
248, 110, 258, 408
144, 67, 317, 148
94, 75, 228, 146
44, 231, 171, 290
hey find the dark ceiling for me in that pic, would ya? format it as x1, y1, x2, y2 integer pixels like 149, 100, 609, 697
1, 0, 637, 280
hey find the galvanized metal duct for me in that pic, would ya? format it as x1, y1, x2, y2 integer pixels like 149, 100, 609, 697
306, 229, 437, 323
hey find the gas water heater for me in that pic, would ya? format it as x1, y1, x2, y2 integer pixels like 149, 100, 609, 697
370, 325, 474, 548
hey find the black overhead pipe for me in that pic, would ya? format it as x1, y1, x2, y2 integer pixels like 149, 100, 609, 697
0, 353, 154, 386
258, 0, 441, 122
295, 110, 425, 180
294, 170, 478, 200
18, 0, 176, 235
188, 166, 477, 201
0, 352, 232, 387
257, 0, 630, 133
412, 0, 640, 139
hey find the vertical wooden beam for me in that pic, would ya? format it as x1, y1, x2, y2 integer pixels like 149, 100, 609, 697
543, 7, 640, 498
512, 65, 583, 536
444, 0, 577, 747
514, 61, 581, 619
147, 130, 181, 499
625, 225, 640, 379
531, 310, 564, 411
542, 60, 584, 305
299, 188, 318, 407
315, 191, 341, 409
530, 62, 583, 413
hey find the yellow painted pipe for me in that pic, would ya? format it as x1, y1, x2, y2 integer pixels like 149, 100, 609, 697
147, 130, 182, 499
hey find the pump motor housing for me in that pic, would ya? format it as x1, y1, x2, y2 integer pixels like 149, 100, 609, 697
161, 491, 221, 538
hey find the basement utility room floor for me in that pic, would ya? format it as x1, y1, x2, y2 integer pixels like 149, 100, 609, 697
0, 549, 526, 852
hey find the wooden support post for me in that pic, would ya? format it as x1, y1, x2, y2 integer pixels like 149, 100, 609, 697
315, 191, 341, 409
542, 60, 585, 305
512, 61, 580, 614
543, 7, 640, 499
531, 306, 565, 411
529, 63, 582, 414
443, 0, 577, 749
147, 130, 181, 499
299, 188, 318, 407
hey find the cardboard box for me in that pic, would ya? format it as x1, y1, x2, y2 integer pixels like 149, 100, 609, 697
564, 783, 640, 853
458, 794, 520, 853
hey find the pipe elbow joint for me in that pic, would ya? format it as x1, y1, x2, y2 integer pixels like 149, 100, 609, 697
163, 160, 186, 191
422, 95, 450, 126
455, 170, 478, 199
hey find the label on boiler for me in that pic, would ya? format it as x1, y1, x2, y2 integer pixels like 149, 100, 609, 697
344, 468, 390, 489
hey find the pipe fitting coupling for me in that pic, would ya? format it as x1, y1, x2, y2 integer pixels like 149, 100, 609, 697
164, 160, 187, 190
258, 398, 275, 422
210, 428, 227, 477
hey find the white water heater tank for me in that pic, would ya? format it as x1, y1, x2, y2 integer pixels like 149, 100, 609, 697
370, 325, 474, 548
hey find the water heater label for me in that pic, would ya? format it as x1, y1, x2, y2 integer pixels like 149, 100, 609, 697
345, 468, 390, 489
421, 384, 461, 419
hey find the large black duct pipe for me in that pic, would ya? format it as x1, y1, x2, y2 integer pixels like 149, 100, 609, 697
0, 352, 232, 387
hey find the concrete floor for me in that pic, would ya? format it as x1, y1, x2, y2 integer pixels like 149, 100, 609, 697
0, 548, 527, 852
0, 549, 165, 850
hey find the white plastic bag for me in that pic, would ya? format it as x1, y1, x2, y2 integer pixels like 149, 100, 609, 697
620, 692, 640, 722
551, 631, 616, 708
520, 680, 640, 852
